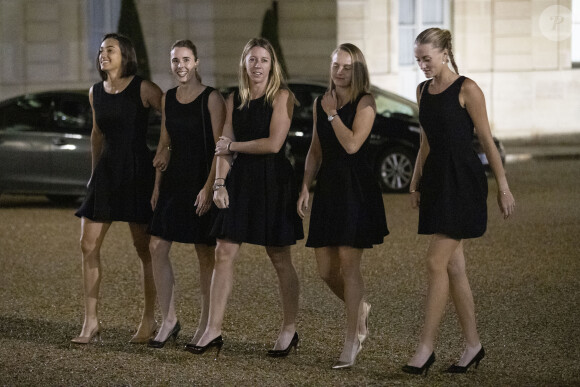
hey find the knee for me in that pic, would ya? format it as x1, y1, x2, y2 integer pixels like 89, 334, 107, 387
79, 233, 99, 257
214, 244, 235, 266
266, 247, 293, 270
426, 256, 447, 277
133, 238, 151, 258
318, 266, 339, 284
447, 259, 466, 279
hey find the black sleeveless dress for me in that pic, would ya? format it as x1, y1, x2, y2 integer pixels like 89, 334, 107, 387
210, 91, 304, 246
148, 87, 216, 244
418, 76, 488, 239
306, 94, 389, 249
75, 76, 154, 223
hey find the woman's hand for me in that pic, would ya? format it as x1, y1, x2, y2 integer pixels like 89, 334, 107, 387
215, 136, 233, 155
153, 146, 171, 171
213, 186, 229, 209
410, 191, 420, 209
497, 189, 515, 219
151, 185, 160, 210
297, 187, 310, 219
320, 90, 338, 116
195, 186, 213, 216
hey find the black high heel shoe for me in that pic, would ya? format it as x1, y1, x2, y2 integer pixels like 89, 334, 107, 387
267, 332, 299, 357
184, 336, 224, 359
147, 321, 181, 348
445, 346, 485, 373
402, 352, 436, 376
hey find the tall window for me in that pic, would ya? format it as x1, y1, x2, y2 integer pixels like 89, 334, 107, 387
399, 0, 449, 66
87, 0, 121, 59
573, 0, 580, 68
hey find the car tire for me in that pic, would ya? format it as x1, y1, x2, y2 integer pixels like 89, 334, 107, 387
46, 194, 80, 205
376, 146, 415, 193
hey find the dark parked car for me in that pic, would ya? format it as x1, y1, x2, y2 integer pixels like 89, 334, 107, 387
0, 90, 160, 204
223, 81, 505, 192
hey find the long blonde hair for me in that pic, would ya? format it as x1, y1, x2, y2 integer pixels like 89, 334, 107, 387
415, 28, 459, 74
237, 38, 286, 109
329, 43, 371, 104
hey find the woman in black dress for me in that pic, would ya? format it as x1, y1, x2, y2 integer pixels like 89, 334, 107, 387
73, 33, 162, 344
188, 38, 303, 358
297, 43, 388, 369
147, 40, 226, 348
402, 28, 515, 375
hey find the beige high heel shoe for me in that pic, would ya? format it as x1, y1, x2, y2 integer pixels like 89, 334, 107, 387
71, 325, 101, 344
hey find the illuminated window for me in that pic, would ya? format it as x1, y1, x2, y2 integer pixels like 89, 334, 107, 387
87, 0, 121, 59
573, 0, 580, 67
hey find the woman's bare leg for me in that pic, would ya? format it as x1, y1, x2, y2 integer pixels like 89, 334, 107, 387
190, 243, 216, 344
74, 218, 111, 341
336, 246, 364, 364
407, 234, 461, 367
266, 245, 299, 350
448, 242, 482, 366
196, 239, 240, 347
128, 222, 157, 341
149, 236, 176, 342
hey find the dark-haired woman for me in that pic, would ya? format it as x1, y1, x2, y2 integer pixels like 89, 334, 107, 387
147, 40, 226, 348
73, 33, 162, 344
402, 28, 515, 375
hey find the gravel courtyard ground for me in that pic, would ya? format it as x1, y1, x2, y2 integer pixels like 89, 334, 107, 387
0, 156, 578, 386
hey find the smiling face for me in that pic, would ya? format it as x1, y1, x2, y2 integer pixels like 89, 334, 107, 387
414, 43, 447, 78
170, 46, 198, 83
330, 49, 353, 89
244, 46, 271, 85
99, 38, 122, 72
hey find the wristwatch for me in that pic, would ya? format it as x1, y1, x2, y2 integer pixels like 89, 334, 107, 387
212, 182, 225, 191
328, 113, 338, 122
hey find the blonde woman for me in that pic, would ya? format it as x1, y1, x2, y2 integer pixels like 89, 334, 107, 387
188, 38, 303, 358
297, 43, 388, 369
403, 28, 515, 376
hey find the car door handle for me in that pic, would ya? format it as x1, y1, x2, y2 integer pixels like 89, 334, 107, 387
52, 138, 67, 146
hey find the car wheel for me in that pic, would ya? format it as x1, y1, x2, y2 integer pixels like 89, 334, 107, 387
46, 194, 80, 205
377, 146, 415, 193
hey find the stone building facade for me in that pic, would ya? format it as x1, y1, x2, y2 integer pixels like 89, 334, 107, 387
0, 0, 578, 138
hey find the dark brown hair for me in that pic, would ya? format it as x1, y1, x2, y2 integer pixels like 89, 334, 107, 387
171, 39, 201, 82
96, 33, 138, 81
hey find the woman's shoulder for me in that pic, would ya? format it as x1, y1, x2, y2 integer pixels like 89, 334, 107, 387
459, 76, 483, 96
272, 87, 292, 105
355, 92, 375, 109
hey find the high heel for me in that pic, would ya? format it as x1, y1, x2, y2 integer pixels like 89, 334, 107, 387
358, 302, 371, 344
184, 336, 224, 359
129, 322, 158, 344
71, 326, 101, 344
445, 346, 485, 373
331, 340, 362, 369
267, 332, 299, 357
402, 352, 436, 376
147, 321, 181, 348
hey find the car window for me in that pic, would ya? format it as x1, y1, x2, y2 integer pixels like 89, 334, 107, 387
374, 92, 417, 120
292, 90, 317, 121
0, 95, 54, 132
54, 97, 92, 134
